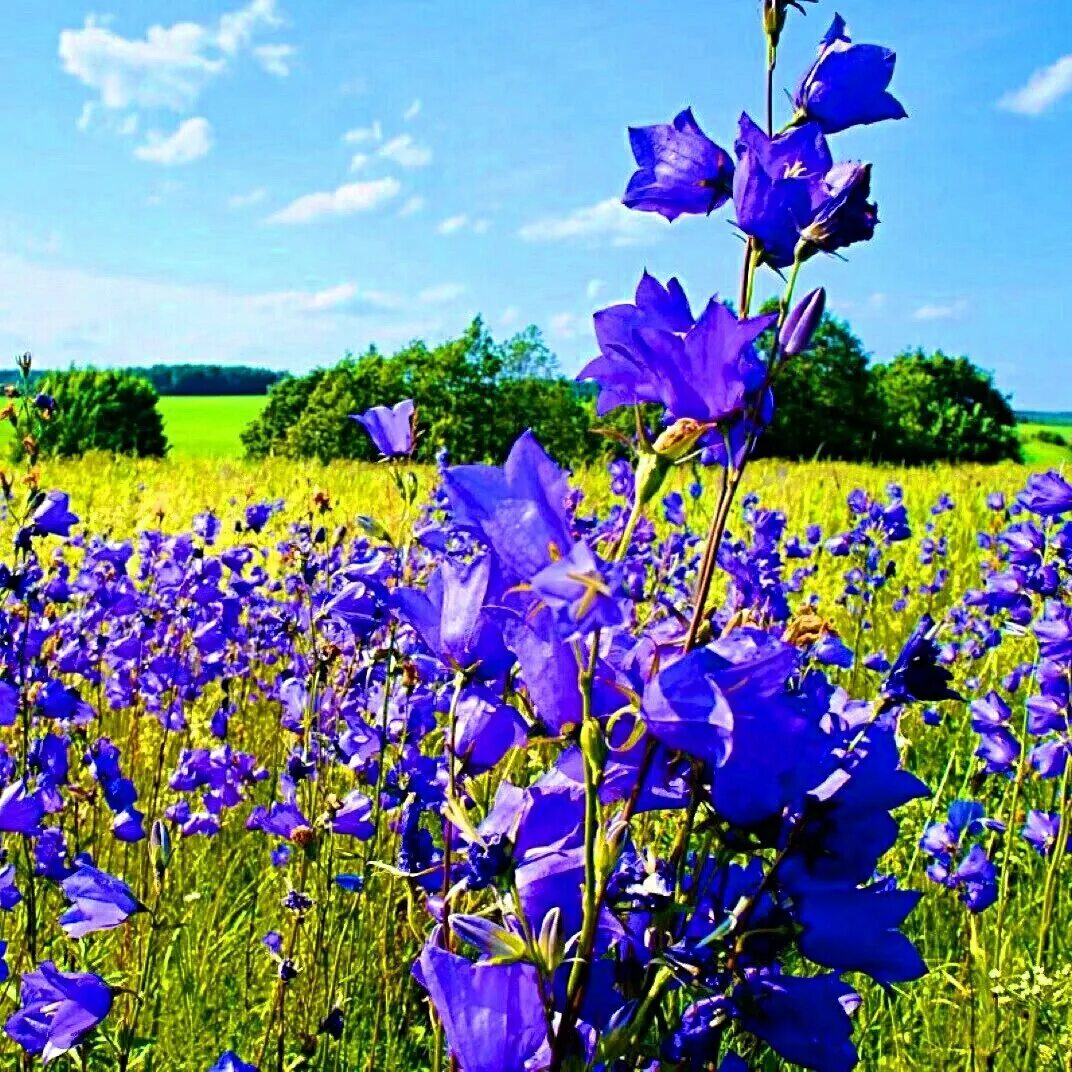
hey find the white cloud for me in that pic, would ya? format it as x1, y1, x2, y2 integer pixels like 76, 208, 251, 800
403, 98, 422, 121
378, 133, 432, 168
267, 177, 401, 224
498, 306, 520, 330
59, 2, 291, 119
437, 214, 469, 235
134, 117, 213, 165
254, 43, 295, 77
549, 312, 582, 340
586, 279, 605, 300
349, 152, 370, 172
999, 55, 1072, 116
398, 195, 425, 217
343, 121, 382, 145
419, 283, 465, 305
519, 198, 663, 247
472, 218, 490, 234
228, 186, 268, 208
913, 299, 969, 322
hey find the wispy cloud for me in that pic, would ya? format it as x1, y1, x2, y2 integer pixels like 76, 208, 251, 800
343, 121, 382, 145
403, 98, 422, 121
437, 214, 469, 235
134, 117, 213, 165
253, 43, 295, 77
999, 54, 1072, 116
913, 298, 969, 322
378, 133, 432, 168
418, 283, 465, 305
228, 187, 268, 208
436, 214, 490, 236
267, 177, 401, 224
549, 312, 582, 340
586, 279, 605, 300
398, 195, 425, 218
519, 198, 663, 247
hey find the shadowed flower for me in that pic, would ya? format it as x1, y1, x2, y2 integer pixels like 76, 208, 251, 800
883, 613, 961, 705
623, 108, 735, 221
4, 961, 112, 1063
351, 399, 416, 458
793, 15, 906, 135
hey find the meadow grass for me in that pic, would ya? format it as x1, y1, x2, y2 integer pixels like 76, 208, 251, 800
8, 451, 1072, 1070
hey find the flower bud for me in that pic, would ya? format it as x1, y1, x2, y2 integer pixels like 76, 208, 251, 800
580, 718, 607, 778
633, 451, 671, 510
652, 418, 710, 462
779, 287, 826, 358
149, 819, 171, 879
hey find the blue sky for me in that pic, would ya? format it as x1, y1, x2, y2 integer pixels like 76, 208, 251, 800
0, 0, 1069, 408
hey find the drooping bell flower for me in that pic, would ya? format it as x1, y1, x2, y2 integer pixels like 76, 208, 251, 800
793, 15, 907, 135
413, 942, 548, 1072
327, 790, 375, 840
31, 492, 79, 538
351, 399, 416, 458
4, 961, 113, 1063
623, 108, 735, 221
59, 864, 143, 938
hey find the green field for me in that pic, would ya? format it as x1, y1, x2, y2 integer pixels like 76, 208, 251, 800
158, 394, 267, 458
1018, 421, 1072, 466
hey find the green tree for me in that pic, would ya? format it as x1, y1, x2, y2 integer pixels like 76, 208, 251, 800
31, 369, 168, 458
874, 349, 1021, 464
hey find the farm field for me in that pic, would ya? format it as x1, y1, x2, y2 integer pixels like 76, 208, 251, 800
158, 395, 268, 458
1018, 422, 1072, 467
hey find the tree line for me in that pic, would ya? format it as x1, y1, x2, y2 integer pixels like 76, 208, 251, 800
15, 311, 1021, 465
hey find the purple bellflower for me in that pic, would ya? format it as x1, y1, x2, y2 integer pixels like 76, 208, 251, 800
793, 15, 907, 135
351, 399, 416, 458
623, 108, 735, 221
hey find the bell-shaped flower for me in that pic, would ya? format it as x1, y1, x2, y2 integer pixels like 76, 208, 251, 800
413, 942, 547, 1072
793, 15, 906, 135
59, 864, 142, 938
351, 399, 416, 458
443, 431, 573, 582
4, 961, 112, 1063
623, 108, 734, 221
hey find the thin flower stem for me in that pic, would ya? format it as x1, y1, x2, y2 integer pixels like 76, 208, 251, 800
1022, 756, 1072, 1063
